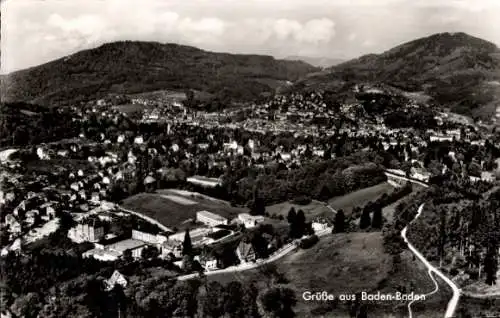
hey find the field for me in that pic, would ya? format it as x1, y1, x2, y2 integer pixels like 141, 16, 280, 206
266, 200, 334, 221
122, 189, 247, 229
210, 231, 452, 317
327, 182, 395, 215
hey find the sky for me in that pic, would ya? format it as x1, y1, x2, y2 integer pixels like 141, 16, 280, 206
1, 0, 500, 74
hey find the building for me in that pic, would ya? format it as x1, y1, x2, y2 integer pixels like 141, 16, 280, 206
236, 241, 256, 263
67, 221, 105, 243
83, 239, 147, 261
311, 218, 330, 232
131, 229, 168, 246
196, 210, 228, 227
161, 239, 183, 258
199, 254, 219, 271
186, 176, 222, 188
104, 270, 127, 291
238, 213, 265, 228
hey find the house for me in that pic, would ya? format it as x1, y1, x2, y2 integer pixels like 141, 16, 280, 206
161, 239, 183, 258
91, 192, 101, 204
481, 171, 495, 183
37, 147, 50, 160
312, 218, 330, 232
196, 210, 228, 227
199, 253, 219, 271
25, 210, 40, 226
57, 150, 69, 157
67, 220, 105, 243
238, 213, 265, 228
70, 182, 80, 192
236, 241, 256, 263
5, 215, 21, 234
104, 270, 127, 291
134, 136, 144, 145
144, 175, 157, 192
40, 202, 57, 220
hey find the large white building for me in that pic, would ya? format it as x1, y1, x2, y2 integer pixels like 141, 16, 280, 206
68, 222, 105, 243
196, 210, 228, 227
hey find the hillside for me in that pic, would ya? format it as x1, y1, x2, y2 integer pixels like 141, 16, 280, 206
0, 41, 319, 106
284, 55, 345, 68
298, 32, 500, 118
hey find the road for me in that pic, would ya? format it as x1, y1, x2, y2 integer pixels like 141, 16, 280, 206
177, 226, 333, 281
391, 172, 462, 318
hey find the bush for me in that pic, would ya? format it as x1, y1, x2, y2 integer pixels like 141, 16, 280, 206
299, 235, 319, 249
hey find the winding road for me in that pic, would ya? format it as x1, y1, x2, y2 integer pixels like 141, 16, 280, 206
390, 171, 461, 318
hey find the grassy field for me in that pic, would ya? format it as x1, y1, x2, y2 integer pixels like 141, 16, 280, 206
266, 200, 334, 221
328, 182, 395, 215
122, 190, 247, 228
210, 232, 392, 316
209, 231, 453, 317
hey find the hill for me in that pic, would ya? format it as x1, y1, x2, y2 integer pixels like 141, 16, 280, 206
284, 55, 345, 68
298, 32, 500, 119
0, 41, 319, 106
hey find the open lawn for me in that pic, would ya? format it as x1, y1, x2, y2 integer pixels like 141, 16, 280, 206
328, 182, 395, 216
122, 190, 247, 229
210, 232, 392, 316
266, 200, 334, 222
210, 231, 452, 317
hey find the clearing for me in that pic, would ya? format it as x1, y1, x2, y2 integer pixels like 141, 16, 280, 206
266, 200, 334, 221
122, 190, 247, 229
328, 182, 395, 215
209, 231, 452, 317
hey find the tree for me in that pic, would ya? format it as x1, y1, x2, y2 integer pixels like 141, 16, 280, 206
10, 292, 43, 318
484, 244, 498, 286
224, 281, 244, 317
259, 287, 297, 318
290, 210, 306, 239
183, 229, 193, 256
319, 185, 331, 201
334, 209, 346, 233
287, 207, 297, 224
199, 281, 226, 318
141, 246, 160, 260
360, 208, 371, 230
371, 206, 383, 229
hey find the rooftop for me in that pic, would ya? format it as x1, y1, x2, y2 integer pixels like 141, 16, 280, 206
197, 210, 227, 222
106, 239, 147, 253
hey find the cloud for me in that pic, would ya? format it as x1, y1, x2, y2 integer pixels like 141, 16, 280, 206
1, 0, 499, 73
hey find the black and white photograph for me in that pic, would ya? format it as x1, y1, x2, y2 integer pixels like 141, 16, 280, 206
1, 0, 500, 317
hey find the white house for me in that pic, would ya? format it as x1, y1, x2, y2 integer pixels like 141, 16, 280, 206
238, 213, 265, 228
312, 218, 330, 232
104, 270, 128, 291
196, 211, 228, 227
134, 136, 144, 145
37, 147, 50, 160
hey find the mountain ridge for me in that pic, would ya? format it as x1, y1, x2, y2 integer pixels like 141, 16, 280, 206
284, 56, 346, 68
298, 32, 500, 118
0, 40, 319, 106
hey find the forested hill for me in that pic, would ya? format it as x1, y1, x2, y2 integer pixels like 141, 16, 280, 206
0, 41, 319, 107
297, 32, 500, 119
